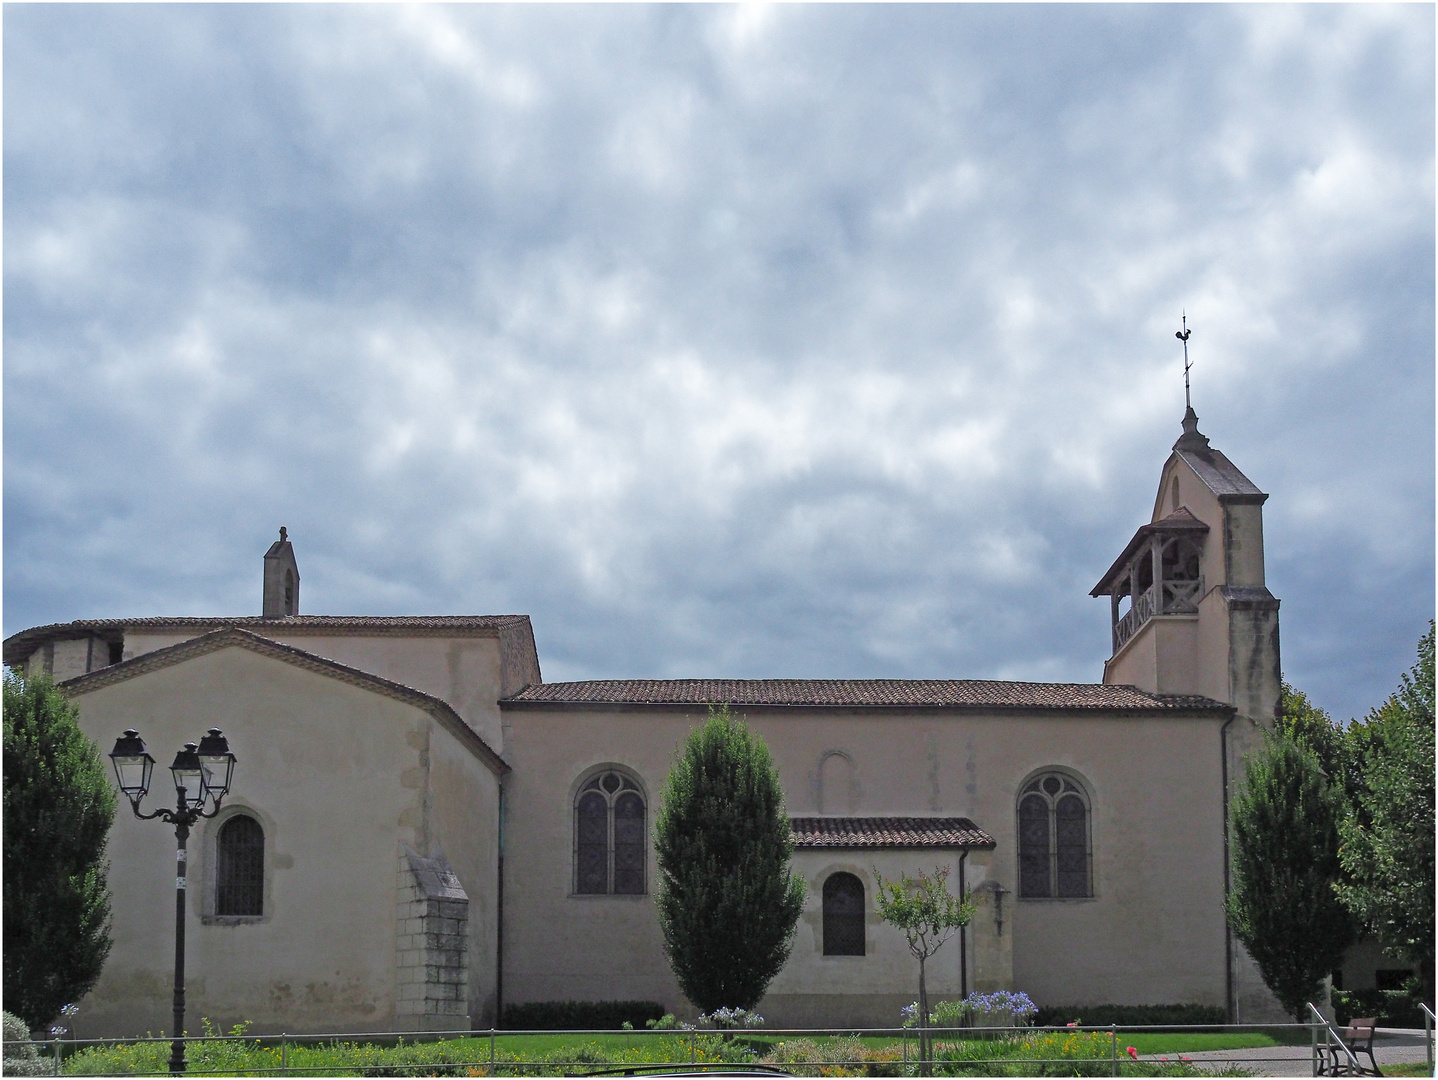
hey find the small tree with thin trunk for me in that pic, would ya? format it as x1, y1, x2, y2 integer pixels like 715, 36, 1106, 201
874, 866, 975, 1068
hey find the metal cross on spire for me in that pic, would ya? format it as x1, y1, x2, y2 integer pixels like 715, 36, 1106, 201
1175, 312, 1193, 410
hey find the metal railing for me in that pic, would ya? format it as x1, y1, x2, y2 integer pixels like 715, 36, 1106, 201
1423, 1002, 1435, 1073
1308, 1002, 1363, 1076
2, 1019, 1350, 1077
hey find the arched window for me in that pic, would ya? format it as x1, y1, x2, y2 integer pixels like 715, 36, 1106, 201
1018, 772, 1092, 898
822, 872, 865, 955
575, 769, 646, 895
216, 815, 264, 916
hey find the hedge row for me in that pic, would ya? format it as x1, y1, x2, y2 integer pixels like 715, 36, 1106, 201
1033, 1004, 1226, 1029
500, 1000, 668, 1030
1333, 988, 1430, 1028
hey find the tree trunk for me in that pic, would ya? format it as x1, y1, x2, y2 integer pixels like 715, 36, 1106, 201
918, 955, 930, 1074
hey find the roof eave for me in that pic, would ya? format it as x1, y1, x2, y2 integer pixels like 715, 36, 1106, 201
1090, 518, 1210, 597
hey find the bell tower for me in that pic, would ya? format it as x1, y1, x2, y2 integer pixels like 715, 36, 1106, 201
262, 527, 300, 618
1090, 407, 1280, 727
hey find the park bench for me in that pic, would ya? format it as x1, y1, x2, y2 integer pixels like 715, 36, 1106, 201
1317, 1017, 1382, 1076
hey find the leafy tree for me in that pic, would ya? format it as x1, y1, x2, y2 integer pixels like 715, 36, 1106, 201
874, 866, 975, 1067
1227, 727, 1357, 1021
3, 672, 116, 1030
654, 705, 806, 1013
1335, 622, 1435, 1001
1277, 682, 1344, 782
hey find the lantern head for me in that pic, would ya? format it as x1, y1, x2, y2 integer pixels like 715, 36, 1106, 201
109, 729, 155, 806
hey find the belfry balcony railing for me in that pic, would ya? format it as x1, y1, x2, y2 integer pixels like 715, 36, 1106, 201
1114, 576, 1204, 652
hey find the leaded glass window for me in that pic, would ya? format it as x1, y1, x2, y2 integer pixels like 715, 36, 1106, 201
216, 814, 264, 916
822, 872, 865, 956
1017, 772, 1092, 898
574, 770, 646, 895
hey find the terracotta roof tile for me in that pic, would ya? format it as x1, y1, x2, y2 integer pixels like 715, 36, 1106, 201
503, 678, 1227, 711
3, 615, 529, 665
790, 817, 996, 849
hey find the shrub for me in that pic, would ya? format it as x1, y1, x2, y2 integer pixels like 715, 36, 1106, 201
500, 999, 667, 1030
1332, 987, 1427, 1028
929, 991, 1038, 1030
2, 1011, 48, 1077
1032, 1004, 1226, 1030
697, 1007, 764, 1029
762, 1036, 904, 1077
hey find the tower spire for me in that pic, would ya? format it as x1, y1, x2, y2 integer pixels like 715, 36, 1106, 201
1172, 313, 1211, 454
1176, 311, 1193, 411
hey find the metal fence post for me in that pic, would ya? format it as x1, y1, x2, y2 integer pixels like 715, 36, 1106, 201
1423, 1003, 1435, 1073
1110, 1027, 1117, 1076
280, 1032, 287, 1077
690, 1028, 695, 1064
490, 1027, 496, 1070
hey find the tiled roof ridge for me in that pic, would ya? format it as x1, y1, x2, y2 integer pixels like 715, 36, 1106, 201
3, 614, 530, 665
60, 627, 509, 777
504, 677, 1230, 711
790, 816, 997, 849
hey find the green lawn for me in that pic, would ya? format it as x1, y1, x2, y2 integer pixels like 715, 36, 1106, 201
54, 1027, 1296, 1076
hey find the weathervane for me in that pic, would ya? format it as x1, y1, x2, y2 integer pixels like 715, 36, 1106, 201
1175, 312, 1193, 410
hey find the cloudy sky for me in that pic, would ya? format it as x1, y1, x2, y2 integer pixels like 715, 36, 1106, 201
5, 4, 1433, 721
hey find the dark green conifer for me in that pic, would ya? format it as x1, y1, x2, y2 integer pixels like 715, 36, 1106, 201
3, 672, 115, 1030
654, 706, 805, 1013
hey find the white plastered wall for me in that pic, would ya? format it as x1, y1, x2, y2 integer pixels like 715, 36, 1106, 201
64, 645, 499, 1038
499, 703, 1230, 1025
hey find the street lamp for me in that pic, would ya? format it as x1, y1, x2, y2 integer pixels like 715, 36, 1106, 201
109, 728, 237, 1075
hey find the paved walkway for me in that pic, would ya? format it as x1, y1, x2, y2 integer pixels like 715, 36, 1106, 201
1138, 1029, 1433, 1077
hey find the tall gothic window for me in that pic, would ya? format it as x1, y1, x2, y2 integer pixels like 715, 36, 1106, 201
216, 815, 264, 916
822, 872, 866, 956
575, 769, 646, 895
1018, 772, 1092, 898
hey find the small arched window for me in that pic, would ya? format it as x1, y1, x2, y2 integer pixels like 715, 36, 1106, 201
822, 872, 865, 955
216, 815, 264, 916
575, 769, 646, 895
284, 570, 295, 615
1018, 772, 1092, 898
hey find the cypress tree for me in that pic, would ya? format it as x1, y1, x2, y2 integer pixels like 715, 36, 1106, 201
3, 672, 115, 1030
654, 705, 806, 1013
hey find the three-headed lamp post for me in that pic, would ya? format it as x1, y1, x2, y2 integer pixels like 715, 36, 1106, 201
109, 728, 237, 1075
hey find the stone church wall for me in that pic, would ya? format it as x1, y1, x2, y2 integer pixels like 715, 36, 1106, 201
62, 644, 501, 1038
498, 702, 1230, 1026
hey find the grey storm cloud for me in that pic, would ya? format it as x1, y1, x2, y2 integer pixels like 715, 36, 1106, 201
4, 4, 1433, 721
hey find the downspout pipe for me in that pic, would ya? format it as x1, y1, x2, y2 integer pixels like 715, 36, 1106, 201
497, 782, 509, 1023
958, 849, 969, 1001
1221, 714, 1236, 1023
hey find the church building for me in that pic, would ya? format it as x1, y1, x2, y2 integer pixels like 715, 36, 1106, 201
4, 409, 1286, 1037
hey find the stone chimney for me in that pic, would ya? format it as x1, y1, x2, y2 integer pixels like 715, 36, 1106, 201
262, 527, 300, 618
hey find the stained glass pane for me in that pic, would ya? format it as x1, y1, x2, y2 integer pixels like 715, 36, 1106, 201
823, 873, 865, 955
1019, 794, 1050, 897
577, 792, 608, 893
613, 792, 645, 894
1055, 794, 1089, 897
